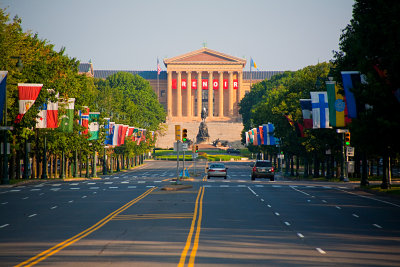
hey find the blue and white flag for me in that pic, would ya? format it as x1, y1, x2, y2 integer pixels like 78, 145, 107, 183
341, 71, 360, 119
262, 123, 276, 145
0, 71, 8, 123
104, 118, 112, 145
310, 92, 329, 129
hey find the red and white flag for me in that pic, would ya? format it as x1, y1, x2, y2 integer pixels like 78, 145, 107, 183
15, 83, 43, 123
157, 58, 161, 75
36, 89, 59, 128
79, 106, 90, 135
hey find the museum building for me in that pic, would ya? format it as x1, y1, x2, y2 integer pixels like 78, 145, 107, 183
79, 48, 284, 123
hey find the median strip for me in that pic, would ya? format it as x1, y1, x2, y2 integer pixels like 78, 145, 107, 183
15, 187, 156, 267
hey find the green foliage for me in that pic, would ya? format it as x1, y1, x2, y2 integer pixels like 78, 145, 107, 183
333, 0, 400, 158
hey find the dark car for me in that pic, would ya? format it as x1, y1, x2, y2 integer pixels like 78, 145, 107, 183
207, 163, 228, 179
251, 160, 275, 181
227, 148, 240, 155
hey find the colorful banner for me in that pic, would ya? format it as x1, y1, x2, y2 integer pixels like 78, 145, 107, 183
36, 89, 58, 128
88, 112, 100, 140
15, 83, 43, 123
0, 71, 8, 122
310, 92, 329, 129
326, 81, 345, 127
299, 99, 313, 129
59, 98, 75, 133
341, 71, 360, 119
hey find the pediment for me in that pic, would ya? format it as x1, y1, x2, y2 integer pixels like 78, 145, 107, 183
164, 48, 246, 66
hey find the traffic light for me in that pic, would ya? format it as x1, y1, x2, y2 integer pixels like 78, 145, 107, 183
175, 125, 181, 141
182, 128, 188, 142
195, 145, 199, 152
345, 132, 351, 146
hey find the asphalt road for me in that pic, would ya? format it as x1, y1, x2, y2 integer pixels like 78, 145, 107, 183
1, 160, 400, 266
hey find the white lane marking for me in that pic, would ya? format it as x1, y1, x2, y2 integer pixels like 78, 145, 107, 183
10, 190, 21, 192
203, 185, 212, 187
68, 200, 74, 203
247, 187, 257, 196
322, 200, 327, 203
260, 199, 265, 202
50, 206, 57, 210
88, 182, 96, 185
316, 248, 326, 254
70, 188, 80, 190
337, 188, 400, 208
373, 224, 382, 229
307, 200, 311, 203
290, 186, 311, 196
274, 212, 280, 216
352, 214, 359, 218
82, 196, 87, 198
30, 189, 41, 191
109, 187, 118, 189
146, 186, 155, 188
28, 214, 37, 218
238, 185, 246, 187
52, 184, 62, 187
335, 206, 342, 210
127, 186, 137, 189
267, 205, 272, 208
284, 222, 291, 226
255, 185, 264, 187
138, 181, 146, 184
297, 233, 304, 238
0, 224, 10, 228
220, 185, 229, 188
1, 202, 8, 205
272, 185, 282, 188
70, 183, 79, 186
22, 197, 29, 200
50, 188, 60, 192
104, 182, 113, 184
89, 187, 99, 190
34, 184, 44, 187
121, 181, 129, 184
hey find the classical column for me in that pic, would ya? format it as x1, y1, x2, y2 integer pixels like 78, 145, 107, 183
208, 71, 213, 118
187, 71, 192, 118
228, 71, 234, 117
218, 71, 224, 118
237, 71, 243, 116
197, 71, 202, 117
177, 71, 182, 117
167, 70, 172, 118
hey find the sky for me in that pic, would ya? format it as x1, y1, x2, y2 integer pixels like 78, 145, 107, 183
1, 0, 354, 71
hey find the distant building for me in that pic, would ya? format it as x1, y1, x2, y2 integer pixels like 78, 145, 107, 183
80, 48, 284, 122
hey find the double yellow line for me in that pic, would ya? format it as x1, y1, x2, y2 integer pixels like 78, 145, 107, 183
16, 187, 156, 267
113, 213, 193, 220
178, 187, 205, 267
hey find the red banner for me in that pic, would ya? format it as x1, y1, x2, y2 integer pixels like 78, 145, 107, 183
172, 79, 177, 89
191, 79, 197, 89
182, 79, 187, 89
223, 79, 228, 89
213, 79, 219, 90
202, 79, 208, 90
233, 79, 238, 89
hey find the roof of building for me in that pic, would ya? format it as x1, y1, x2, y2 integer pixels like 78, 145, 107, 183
78, 63, 92, 73
93, 70, 285, 81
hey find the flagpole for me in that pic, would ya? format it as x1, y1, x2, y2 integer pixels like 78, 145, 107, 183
250, 58, 252, 89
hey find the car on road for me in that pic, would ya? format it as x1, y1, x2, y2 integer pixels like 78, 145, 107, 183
226, 148, 240, 155
251, 160, 275, 181
207, 163, 228, 179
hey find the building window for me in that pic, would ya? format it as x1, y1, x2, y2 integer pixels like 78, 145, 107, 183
161, 90, 166, 97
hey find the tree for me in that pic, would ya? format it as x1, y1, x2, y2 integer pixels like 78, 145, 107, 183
333, 0, 400, 188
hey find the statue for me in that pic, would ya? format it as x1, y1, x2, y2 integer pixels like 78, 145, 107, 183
197, 107, 210, 143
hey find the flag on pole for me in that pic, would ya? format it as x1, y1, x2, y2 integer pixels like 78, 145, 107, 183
341, 71, 360, 119
245, 131, 249, 146
88, 112, 100, 140
326, 81, 345, 127
15, 83, 43, 123
310, 92, 329, 129
0, 71, 8, 122
79, 106, 89, 135
59, 98, 75, 132
36, 89, 59, 128
136, 129, 143, 145
262, 123, 276, 145
299, 99, 313, 129
112, 124, 120, 146
157, 58, 161, 75
250, 58, 257, 69
104, 118, 112, 145
257, 126, 262, 145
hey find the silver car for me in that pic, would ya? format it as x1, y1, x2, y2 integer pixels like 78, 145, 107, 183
207, 163, 228, 179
